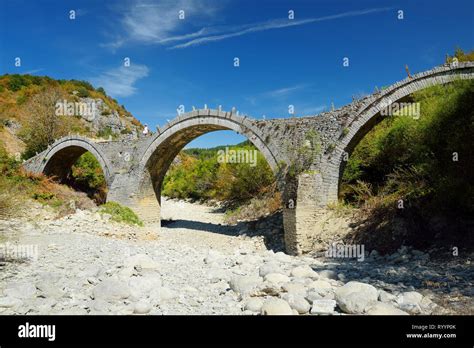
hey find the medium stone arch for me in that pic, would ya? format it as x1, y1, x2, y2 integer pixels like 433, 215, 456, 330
322, 62, 474, 204
37, 136, 113, 188
131, 109, 281, 224
140, 109, 279, 173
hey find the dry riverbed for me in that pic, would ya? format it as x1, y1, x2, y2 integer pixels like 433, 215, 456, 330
0, 198, 472, 315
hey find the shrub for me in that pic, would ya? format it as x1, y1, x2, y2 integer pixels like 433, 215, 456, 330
7, 75, 30, 91
341, 79, 474, 215
99, 202, 143, 226
18, 87, 71, 159
70, 152, 107, 203
162, 143, 276, 206
97, 126, 117, 140
76, 87, 90, 98
0, 146, 24, 218
16, 94, 27, 105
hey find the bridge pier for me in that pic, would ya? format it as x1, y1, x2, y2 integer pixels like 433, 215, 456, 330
283, 172, 331, 255
107, 171, 161, 225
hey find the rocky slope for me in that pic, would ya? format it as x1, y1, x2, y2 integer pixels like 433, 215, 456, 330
0, 74, 143, 156
0, 198, 471, 315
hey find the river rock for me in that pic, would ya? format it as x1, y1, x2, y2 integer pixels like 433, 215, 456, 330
282, 282, 307, 296
0, 296, 23, 308
281, 293, 311, 314
319, 270, 338, 280
244, 298, 264, 312
3, 281, 37, 299
378, 289, 396, 303
310, 299, 337, 315
128, 275, 162, 298
367, 302, 408, 315
229, 275, 262, 295
35, 281, 65, 299
335, 281, 378, 314
259, 263, 283, 277
133, 300, 152, 314
261, 298, 293, 315
290, 265, 318, 279
264, 273, 291, 284
93, 279, 130, 301
396, 291, 423, 314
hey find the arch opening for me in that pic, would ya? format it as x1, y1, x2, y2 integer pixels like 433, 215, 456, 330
325, 66, 474, 203
335, 79, 474, 252
138, 119, 285, 250
140, 115, 280, 206
41, 144, 109, 204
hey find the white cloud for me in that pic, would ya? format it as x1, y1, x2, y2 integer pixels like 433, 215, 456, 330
104, 4, 393, 50
263, 84, 308, 98
91, 64, 149, 98
105, 0, 218, 49
21, 68, 44, 75
171, 7, 393, 49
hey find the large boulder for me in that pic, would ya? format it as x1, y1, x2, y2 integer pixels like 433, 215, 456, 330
3, 281, 37, 300
335, 281, 378, 314
261, 298, 293, 315
281, 293, 311, 314
310, 299, 337, 315
367, 302, 409, 315
290, 265, 318, 279
396, 291, 423, 314
282, 282, 307, 296
264, 273, 291, 284
93, 279, 131, 301
128, 275, 162, 299
133, 300, 152, 314
319, 270, 338, 280
229, 275, 262, 295
244, 298, 264, 312
259, 263, 283, 277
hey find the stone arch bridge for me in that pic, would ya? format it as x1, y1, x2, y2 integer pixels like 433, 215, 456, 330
23, 62, 474, 254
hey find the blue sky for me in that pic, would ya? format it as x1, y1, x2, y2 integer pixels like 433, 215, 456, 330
1, 0, 473, 148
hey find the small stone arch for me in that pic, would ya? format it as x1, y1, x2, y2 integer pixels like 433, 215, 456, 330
37, 136, 113, 188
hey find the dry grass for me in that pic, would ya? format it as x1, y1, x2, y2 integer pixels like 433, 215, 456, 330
224, 191, 282, 224
0, 168, 96, 220
0, 177, 24, 219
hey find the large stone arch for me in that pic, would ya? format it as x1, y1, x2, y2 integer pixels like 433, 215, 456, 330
35, 136, 113, 188
130, 109, 281, 224
322, 62, 474, 204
